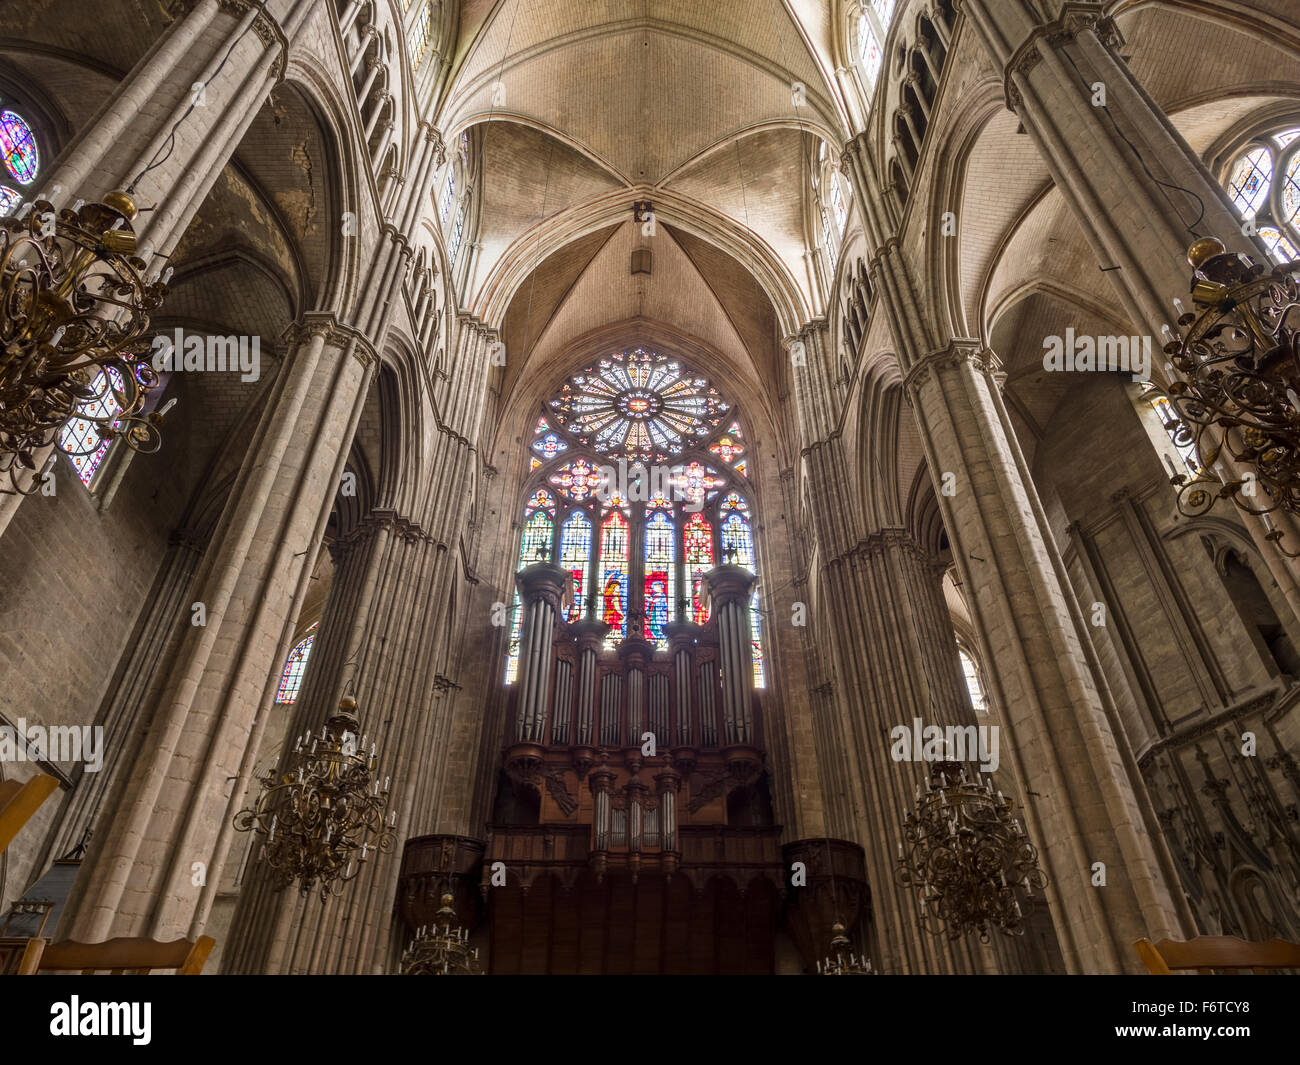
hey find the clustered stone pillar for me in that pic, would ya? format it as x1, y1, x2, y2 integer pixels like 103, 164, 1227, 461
223, 306, 502, 974
703, 565, 757, 747
902, 338, 1192, 971
513, 564, 569, 744
61, 317, 377, 944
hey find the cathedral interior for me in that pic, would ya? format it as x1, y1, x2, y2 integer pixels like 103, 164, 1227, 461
1, 0, 1299, 978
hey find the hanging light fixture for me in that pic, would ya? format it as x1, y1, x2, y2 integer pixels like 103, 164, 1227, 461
1163, 237, 1300, 554
400, 893, 482, 975
895, 760, 1048, 942
234, 695, 396, 903
816, 920, 874, 975
0, 191, 171, 493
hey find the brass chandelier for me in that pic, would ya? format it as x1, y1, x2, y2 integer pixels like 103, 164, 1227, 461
0, 192, 170, 493
817, 920, 874, 975
399, 893, 482, 975
1163, 237, 1300, 555
235, 696, 396, 903
895, 761, 1048, 942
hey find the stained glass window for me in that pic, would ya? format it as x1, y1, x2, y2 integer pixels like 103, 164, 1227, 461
643, 510, 676, 648
511, 351, 765, 682
830, 172, 848, 233
857, 15, 882, 88
751, 591, 766, 689
873, 0, 897, 25
959, 647, 988, 713
1281, 152, 1300, 230
1227, 147, 1272, 217
548, 348, 728, 463
408, 0, 433, 71
674, 460, 727, 508
684, 513, 714, 624
506, 496, 555, 682
0, 187, 19, 216
549, 457, 604, 502
1219, 132, 1300, 264
58, 366, 124, 487
448, 198, 467, 265
531, 431, 568, 461
0, 110, 38, 185
560, 511, 591, 622
439, 166, 456, 224
720, 492, 755, 570
600, 511, 629, 645
276, 624, 317, 704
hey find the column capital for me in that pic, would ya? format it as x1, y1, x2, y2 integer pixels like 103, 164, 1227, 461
902, 339, 1000, 396
1001, 2, 1124, 111
282, 313, 380, 369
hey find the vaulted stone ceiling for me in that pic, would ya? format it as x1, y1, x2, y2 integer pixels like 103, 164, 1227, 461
439, 0, 846, 439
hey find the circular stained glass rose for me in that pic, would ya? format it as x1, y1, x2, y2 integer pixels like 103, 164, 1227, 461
0, 110, 38, 185
549, 348, 728, 462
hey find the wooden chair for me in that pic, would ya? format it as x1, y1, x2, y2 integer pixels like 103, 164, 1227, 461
17, 935, 216, 975
1134, 935, 1300, 974
0, 774, 59, 855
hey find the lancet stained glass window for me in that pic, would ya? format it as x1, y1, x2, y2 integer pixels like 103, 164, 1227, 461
58, 366, 124, 487
276, 625, 317, 704
408, 1, 433, 71
644, 509, 676, 648
560, 511, 591, 623
507, 349, 765, 684
600, 510, 629, 644
684, 513, 714, 624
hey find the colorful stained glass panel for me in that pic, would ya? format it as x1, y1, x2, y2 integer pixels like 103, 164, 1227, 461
560, 510, 591, 622
684, 513, 714, 624
0, 110, 38, 185
58, 367, 124, 487
1227, 147, 1271, 217
276, 625, 317, 703
600, 511, 629, 645
643, 510, 676, 648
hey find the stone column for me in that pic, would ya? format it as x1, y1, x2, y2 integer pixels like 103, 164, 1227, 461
222, 507, 455, 975
902, 338, 1194, 971
813, 525, 996, 975
702, 565, 757, 748
961, 0, 1300, 616
59, 315, 377, 944
225, 312, 499, 974
513, 564, 568, 745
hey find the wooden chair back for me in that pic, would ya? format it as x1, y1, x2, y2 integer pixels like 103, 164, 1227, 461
17, 935, 216, 975
0, 774, 59, 855
1135, 935, 1300, 974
